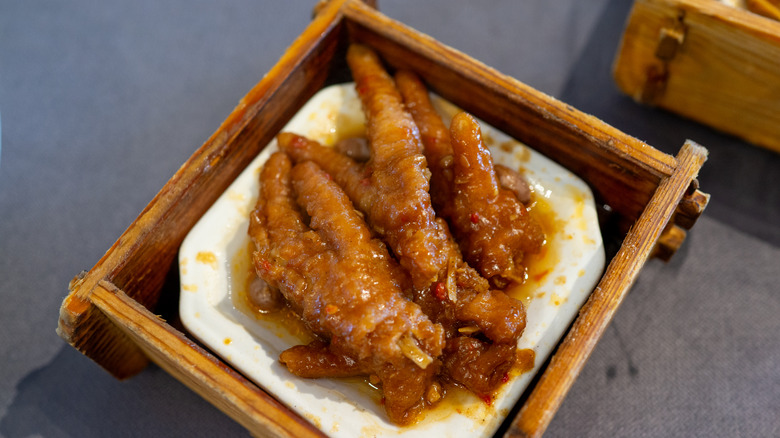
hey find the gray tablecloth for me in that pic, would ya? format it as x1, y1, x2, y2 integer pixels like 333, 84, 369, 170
1, 1, 778, 437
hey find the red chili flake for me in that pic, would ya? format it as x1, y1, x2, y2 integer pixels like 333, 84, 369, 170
501, 372, 510, 384
470, 212, 480, 224
260, 259, 272, 272
360, 177, 371, 186
356, 84, 369, 95
380, 397, 386, 405
433, 282, 447, 300
479, 394, 493, 406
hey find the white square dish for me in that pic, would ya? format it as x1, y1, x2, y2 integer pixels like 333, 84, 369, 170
178, 83, 605, 437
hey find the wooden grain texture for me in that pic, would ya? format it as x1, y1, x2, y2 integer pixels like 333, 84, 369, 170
746, 0, 780, 21
57, 0, 350, 378
57, 273, 150, 379
614, 0, 780, 153
90, 281, 324, 438
652, 223, 688, 261
505, 140, 708, 438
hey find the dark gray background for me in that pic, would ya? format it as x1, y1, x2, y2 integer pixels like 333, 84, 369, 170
1, 1, 778, 437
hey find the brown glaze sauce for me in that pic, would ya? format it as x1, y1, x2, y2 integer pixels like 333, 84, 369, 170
231, 241, 316, 345
230, 176, 557, 424
506, 195, 562, 307
229, 80, 561, 423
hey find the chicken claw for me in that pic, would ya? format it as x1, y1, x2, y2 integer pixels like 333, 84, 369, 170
249, 152, 445, 425
396, 70, 544, 287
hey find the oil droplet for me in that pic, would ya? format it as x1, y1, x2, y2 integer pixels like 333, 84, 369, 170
514, 146, 532, 163
550, 293, 567, 306
516, 349, 536, 373
196, 251, 218, 269
483, 131, 496, 147
304, 413, 322, 429
227, 190, 245, 203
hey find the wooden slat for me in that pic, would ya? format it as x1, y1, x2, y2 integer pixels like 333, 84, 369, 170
56, 272, 150, 379
652, 223, 688, 261
90, 281, 324, 438
58, 0, 350, 378
341, 1, 691, 231
505, 140, 708, 437
614, 0, 780, 153
747, 0, 780, 21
